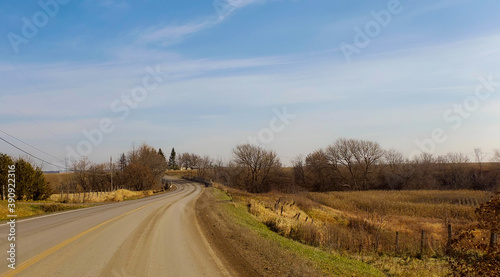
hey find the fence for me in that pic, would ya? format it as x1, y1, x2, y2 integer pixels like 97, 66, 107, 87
181, 176, 213, 187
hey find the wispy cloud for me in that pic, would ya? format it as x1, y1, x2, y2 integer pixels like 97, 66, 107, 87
134, 21, 214, 46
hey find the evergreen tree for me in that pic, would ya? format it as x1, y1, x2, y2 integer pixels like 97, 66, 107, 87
158, 148, 165, 160
15, 158, 52, 200
118, 153, 126, 172
168, 148, 178, 170
0, 153, 14, 200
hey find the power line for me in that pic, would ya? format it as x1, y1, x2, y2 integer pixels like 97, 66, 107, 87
0, 135, 66, 170
0, 128, 65, 163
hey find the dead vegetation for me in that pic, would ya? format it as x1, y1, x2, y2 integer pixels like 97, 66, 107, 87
215, 183, 494, 276
49, 189, 154, 203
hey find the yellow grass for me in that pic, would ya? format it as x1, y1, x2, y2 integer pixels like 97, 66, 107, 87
49, 189, 153, 203
214, 183, 494, 276
0, 201, 92, 220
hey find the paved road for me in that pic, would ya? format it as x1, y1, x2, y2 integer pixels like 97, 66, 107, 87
0, 181, 231, 277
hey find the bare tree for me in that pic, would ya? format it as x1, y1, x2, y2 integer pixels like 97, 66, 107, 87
196, 155, 213, 179
233, 144, 281, 193
326, 138, 383, 190
71, 157, 91, 192
88, 163, 109, 192
493, 149, 500, 162
436, 152, 471, 189
124, 143, 168, 190
474, 148, 484, 171
304, 150, 332, 191
292, 155, 306, 188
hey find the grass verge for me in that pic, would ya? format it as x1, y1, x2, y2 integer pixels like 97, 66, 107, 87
210, 188, 385, 277
0, 201, 94, 221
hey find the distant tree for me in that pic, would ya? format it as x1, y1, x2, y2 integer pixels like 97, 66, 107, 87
168, 148, 178, 170
493, 149, 500, 162
436, 152, 471, 189
124, 162, 154, 191
70, 157, 91, 192
118, 153, 127, 172
474, 148, 484, 171
88, 163, 109, 191
15, 158, 52, 200
305, 149, 333, 191
158, 148, 165, 160
291, 155, 306, 188
196, 155, 212, 179
232, 144, 281, 193
125, 143, 168, 190
326, 138, 383, 190
381, 149, 413, 190
0, 153, 14, 199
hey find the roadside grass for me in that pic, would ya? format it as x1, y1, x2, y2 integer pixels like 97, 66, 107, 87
212, 185, 492, 276
50, 189, 154, 203
0, 201, 94, 221
211, 188, 385, 277
1, 189, 159, 220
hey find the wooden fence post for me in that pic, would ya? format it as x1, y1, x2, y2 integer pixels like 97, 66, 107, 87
490, 232, 497, 252
420, 230, 426, 257
395, 231, 399, 254
447, 224, 452, 253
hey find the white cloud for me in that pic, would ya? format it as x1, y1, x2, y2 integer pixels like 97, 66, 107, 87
134, 21, 214, 47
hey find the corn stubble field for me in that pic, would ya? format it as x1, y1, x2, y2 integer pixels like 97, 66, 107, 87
215, 183, 493, 276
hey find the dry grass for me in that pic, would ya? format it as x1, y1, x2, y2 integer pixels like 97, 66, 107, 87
0, 201, 92, 220
214, 183, 494, 276
44, 172, 73, 191
49, 189, 153, 203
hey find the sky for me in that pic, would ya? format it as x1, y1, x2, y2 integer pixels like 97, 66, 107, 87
1, 0, 500, 170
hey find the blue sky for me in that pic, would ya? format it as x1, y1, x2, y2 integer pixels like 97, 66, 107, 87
1, 0, 500, 170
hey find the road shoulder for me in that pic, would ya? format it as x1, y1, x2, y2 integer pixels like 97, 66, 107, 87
196, 188, 329, 277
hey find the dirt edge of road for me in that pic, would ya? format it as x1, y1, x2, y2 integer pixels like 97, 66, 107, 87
195, 188, 324, 277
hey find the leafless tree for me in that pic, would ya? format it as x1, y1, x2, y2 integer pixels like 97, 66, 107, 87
436, 152, 471, 189
88, 163, 109, 192
124, 143, 167, 190
232, 144, 281, 193
71, 157, 91, 192
493, 149, 500, 162
292, 155, 306, 187
326, 138, 383, 190
304, 150, 333, 191
196, 155, 213, 179
474, 148, 484, 171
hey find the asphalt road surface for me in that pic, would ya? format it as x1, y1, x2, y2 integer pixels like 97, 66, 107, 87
0, 181, 231, 277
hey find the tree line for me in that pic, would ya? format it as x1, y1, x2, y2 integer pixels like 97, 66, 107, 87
185, 138, 500, 193
64, 143, 168, 193
292, 138, 499, 192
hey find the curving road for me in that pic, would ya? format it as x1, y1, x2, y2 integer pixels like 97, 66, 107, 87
0, 181, 231, 277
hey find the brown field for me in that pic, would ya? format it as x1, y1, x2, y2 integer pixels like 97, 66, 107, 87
215, 184, 494, 276
44, 172, 73, 191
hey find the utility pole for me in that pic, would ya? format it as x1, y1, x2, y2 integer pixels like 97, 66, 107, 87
110, 156, 113, 191
2, 185, 4, 201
